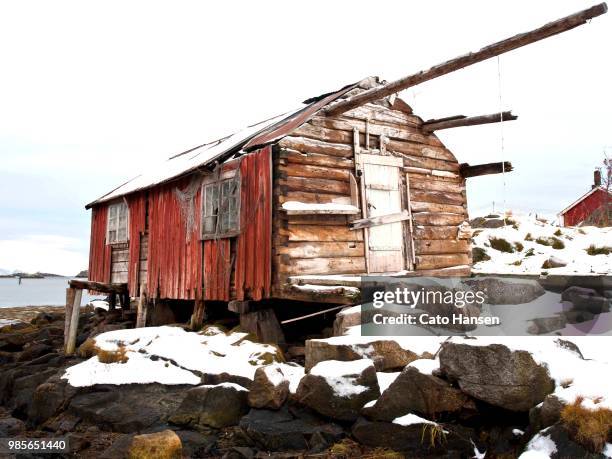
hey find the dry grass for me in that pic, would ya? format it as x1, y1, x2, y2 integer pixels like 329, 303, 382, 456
97, 345, 129, 364
560, 397, 612, 452
78, 338, 98, 358
525, 232, 534, 241
586, 245, 611, 256
554, 229, 563, 237
490, 237, 515, 253
514, 242, 524, 252
421, 423, 447, 449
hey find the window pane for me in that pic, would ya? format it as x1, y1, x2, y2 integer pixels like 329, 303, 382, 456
117, 227, 127, 242
108, 230, 117, 244
109, 205, 117, 219
203, 216, 216, 234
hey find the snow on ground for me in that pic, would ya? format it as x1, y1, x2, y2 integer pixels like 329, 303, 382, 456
407, 358, 439, 375
471, 214, 612, 275
261, 363, 304, 394
0, 318, 21, 327
519, 427, 557, 458
63, 325, 283, 387
376, 371, 400, 392
393, 412, 437, 426
310, 359, 374, 397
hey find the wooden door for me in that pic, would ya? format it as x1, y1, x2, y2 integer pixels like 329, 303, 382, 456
360, 154, 405, 273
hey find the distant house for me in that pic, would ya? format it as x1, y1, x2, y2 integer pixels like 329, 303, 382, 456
559, 170, 611, 227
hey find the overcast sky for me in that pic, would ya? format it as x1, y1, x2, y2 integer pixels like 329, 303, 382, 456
0, 0, 610, 275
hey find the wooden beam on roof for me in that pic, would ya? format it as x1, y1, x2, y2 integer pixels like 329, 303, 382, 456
423, 111, 517, 132
323, 3, 607, 116
460, 161, 513, 178
68, 279, 128, 295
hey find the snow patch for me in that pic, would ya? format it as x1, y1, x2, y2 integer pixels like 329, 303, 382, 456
520, 429, 557, 458
310, 359, 374, 397
407, 358, 439, 375
393, 413, 437, 426
376, 372, 400, 393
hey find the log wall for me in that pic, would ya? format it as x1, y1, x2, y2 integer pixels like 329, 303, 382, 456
272, 100, 472, 295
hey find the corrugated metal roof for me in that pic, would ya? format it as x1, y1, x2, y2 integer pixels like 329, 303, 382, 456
85, 81, 360, 209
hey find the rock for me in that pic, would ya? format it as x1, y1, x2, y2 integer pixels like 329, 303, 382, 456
351, 417, 474, 455
305, 338, 423, 372
464, 277, 545, 305
169, 383, 249, 429
248, 363, 304, 410
174, 430, 217, 458
29, 373, 79, 425
561, 286, 610, 315
545, 256, 568, 268
470, 217, 505, 228
472, 247, 491, 263
439, 342, 555, 411
522, 423, 606, 459
529, 394, 566, 431
296, 359, 380, 421
127, 430, 182, 459
68, 384, 187, 433
332, 305, 361, 336
239, 405, 343, 451
563, 309, 595, 324
527, 315, 567, 334
17, 342, 54, 362
362, 366, 473, 421
0, 416, 26, 436
65, 433, 91, 453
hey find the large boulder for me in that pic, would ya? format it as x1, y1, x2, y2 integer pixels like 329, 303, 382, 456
464, 277, 545, 305
68, 384, 187, 433
0, 416, 25, 436
362, 366, 473, 421
296, 359, 379, 421
305, 338, 424, 372
529, 394, 566, 431
332, 305, 362, 336
239, 405, 343, 452
351, 416, 475, 455
248, 363, 304, 410
169, 383, 249, 429
439, 342, 554, 411
561, 286, 610, 315
127, 430, 182, 459
470, 216, 505, 229
29, 372, 79, 425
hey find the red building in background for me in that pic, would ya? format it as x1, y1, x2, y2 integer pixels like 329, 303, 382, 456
559, 170, 611, 227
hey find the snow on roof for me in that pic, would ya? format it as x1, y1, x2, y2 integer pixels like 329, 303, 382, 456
86, 109, 299, 208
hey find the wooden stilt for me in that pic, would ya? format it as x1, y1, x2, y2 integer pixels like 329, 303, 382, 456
240, 308, 285, 344
65, 287, 83, 355
109, 293, 116, 311
136, 286, 148, 328
191, 299, 206, 330
228, 300, 252, 314
64, 288, 75, 349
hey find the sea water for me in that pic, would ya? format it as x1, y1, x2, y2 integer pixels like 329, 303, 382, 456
0, 277, 103, 307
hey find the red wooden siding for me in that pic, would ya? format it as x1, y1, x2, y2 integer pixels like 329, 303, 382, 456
235, 146, 272, 301
88, 204, 111, 284
203, 239, 231, 301
147, 177, 203, 300
562, 188, 609, 226
127, 193, 147, 296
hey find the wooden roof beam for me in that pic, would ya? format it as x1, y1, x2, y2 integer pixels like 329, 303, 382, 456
324, 3, 607, 117
423, 111, 517, 132
461, 161, 514, 178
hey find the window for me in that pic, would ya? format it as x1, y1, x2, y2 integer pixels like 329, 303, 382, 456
201, 174, 240, 239
107, 201, 129, 244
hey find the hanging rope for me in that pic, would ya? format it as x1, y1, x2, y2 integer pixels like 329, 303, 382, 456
497, 56, 508, 225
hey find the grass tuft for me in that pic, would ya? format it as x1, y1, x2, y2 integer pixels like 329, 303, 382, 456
560, 397, 612, 453
514, 242, 524, 252
554, 229, 563, 237
472, 247, 491, 263
97, 345, 129, 364
586, 245, 611, 256
552, 237, 565, 250
525, 233, 533, 241
421, 424, 447, 449
525, 248, 535, 257
490, 237, 515, 253
535, 237, 552, 246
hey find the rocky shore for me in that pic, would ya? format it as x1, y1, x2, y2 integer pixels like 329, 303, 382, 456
0, 302, 610, 458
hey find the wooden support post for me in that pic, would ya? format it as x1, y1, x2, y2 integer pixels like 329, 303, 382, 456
324, 3, 607, 116
109, 293, 116, 311
136, 286, 148, 328
422, 111, 517, 132
190, 299, 206, 330
64, 288, 75, 349
228, 300, 253, 314
65, 287, 82, 355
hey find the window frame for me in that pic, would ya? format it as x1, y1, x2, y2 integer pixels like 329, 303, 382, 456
200, 169, 241, 240
106, 200, 129, 245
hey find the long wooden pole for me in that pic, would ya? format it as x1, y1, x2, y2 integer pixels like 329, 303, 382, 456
324, 3, 607, 116
423, 111, 517, 132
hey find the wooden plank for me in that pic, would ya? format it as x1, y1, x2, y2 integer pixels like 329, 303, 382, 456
135, 286, 147, 328
283, 225, 363, 242
283, 257, 366, 275
404, 166, 461, 180
414, 225, 460, 240
423, 111, 517, 132
278, 136, 353, 157
415, 239, 470, 255
111, 271, 128, 284
279, 176, 350, 195
411, 190, 464, 206
339, 104, 421, 126
416, 254, 470, 270
350, 210, 410, 230
286, 214, 351, 225
278, 241, 365, 258
111, 250, 129, 262
460, 161, 514, 178
69, 279, 128, 294
279, 191, 352, 205
400, 154, 460, 172
111, 261, 129, 273
387, 140, 456, 161
413, 212, 467, 226
410, 179, 465, 193
278, 163, 350, 182
191, 299, 206, 330
279, 149, 354, 169
284, 208, 359, 216
401, 265, 471, 277
289, 275, 362, 288
276, 287, 357, 305
410, 201, 466, 215
63, 288, 75, 349
324, 3, 608, 115
360, 153, 403, 167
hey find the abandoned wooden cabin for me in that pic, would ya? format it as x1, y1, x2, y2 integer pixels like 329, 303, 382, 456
80, 3, 606, 331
